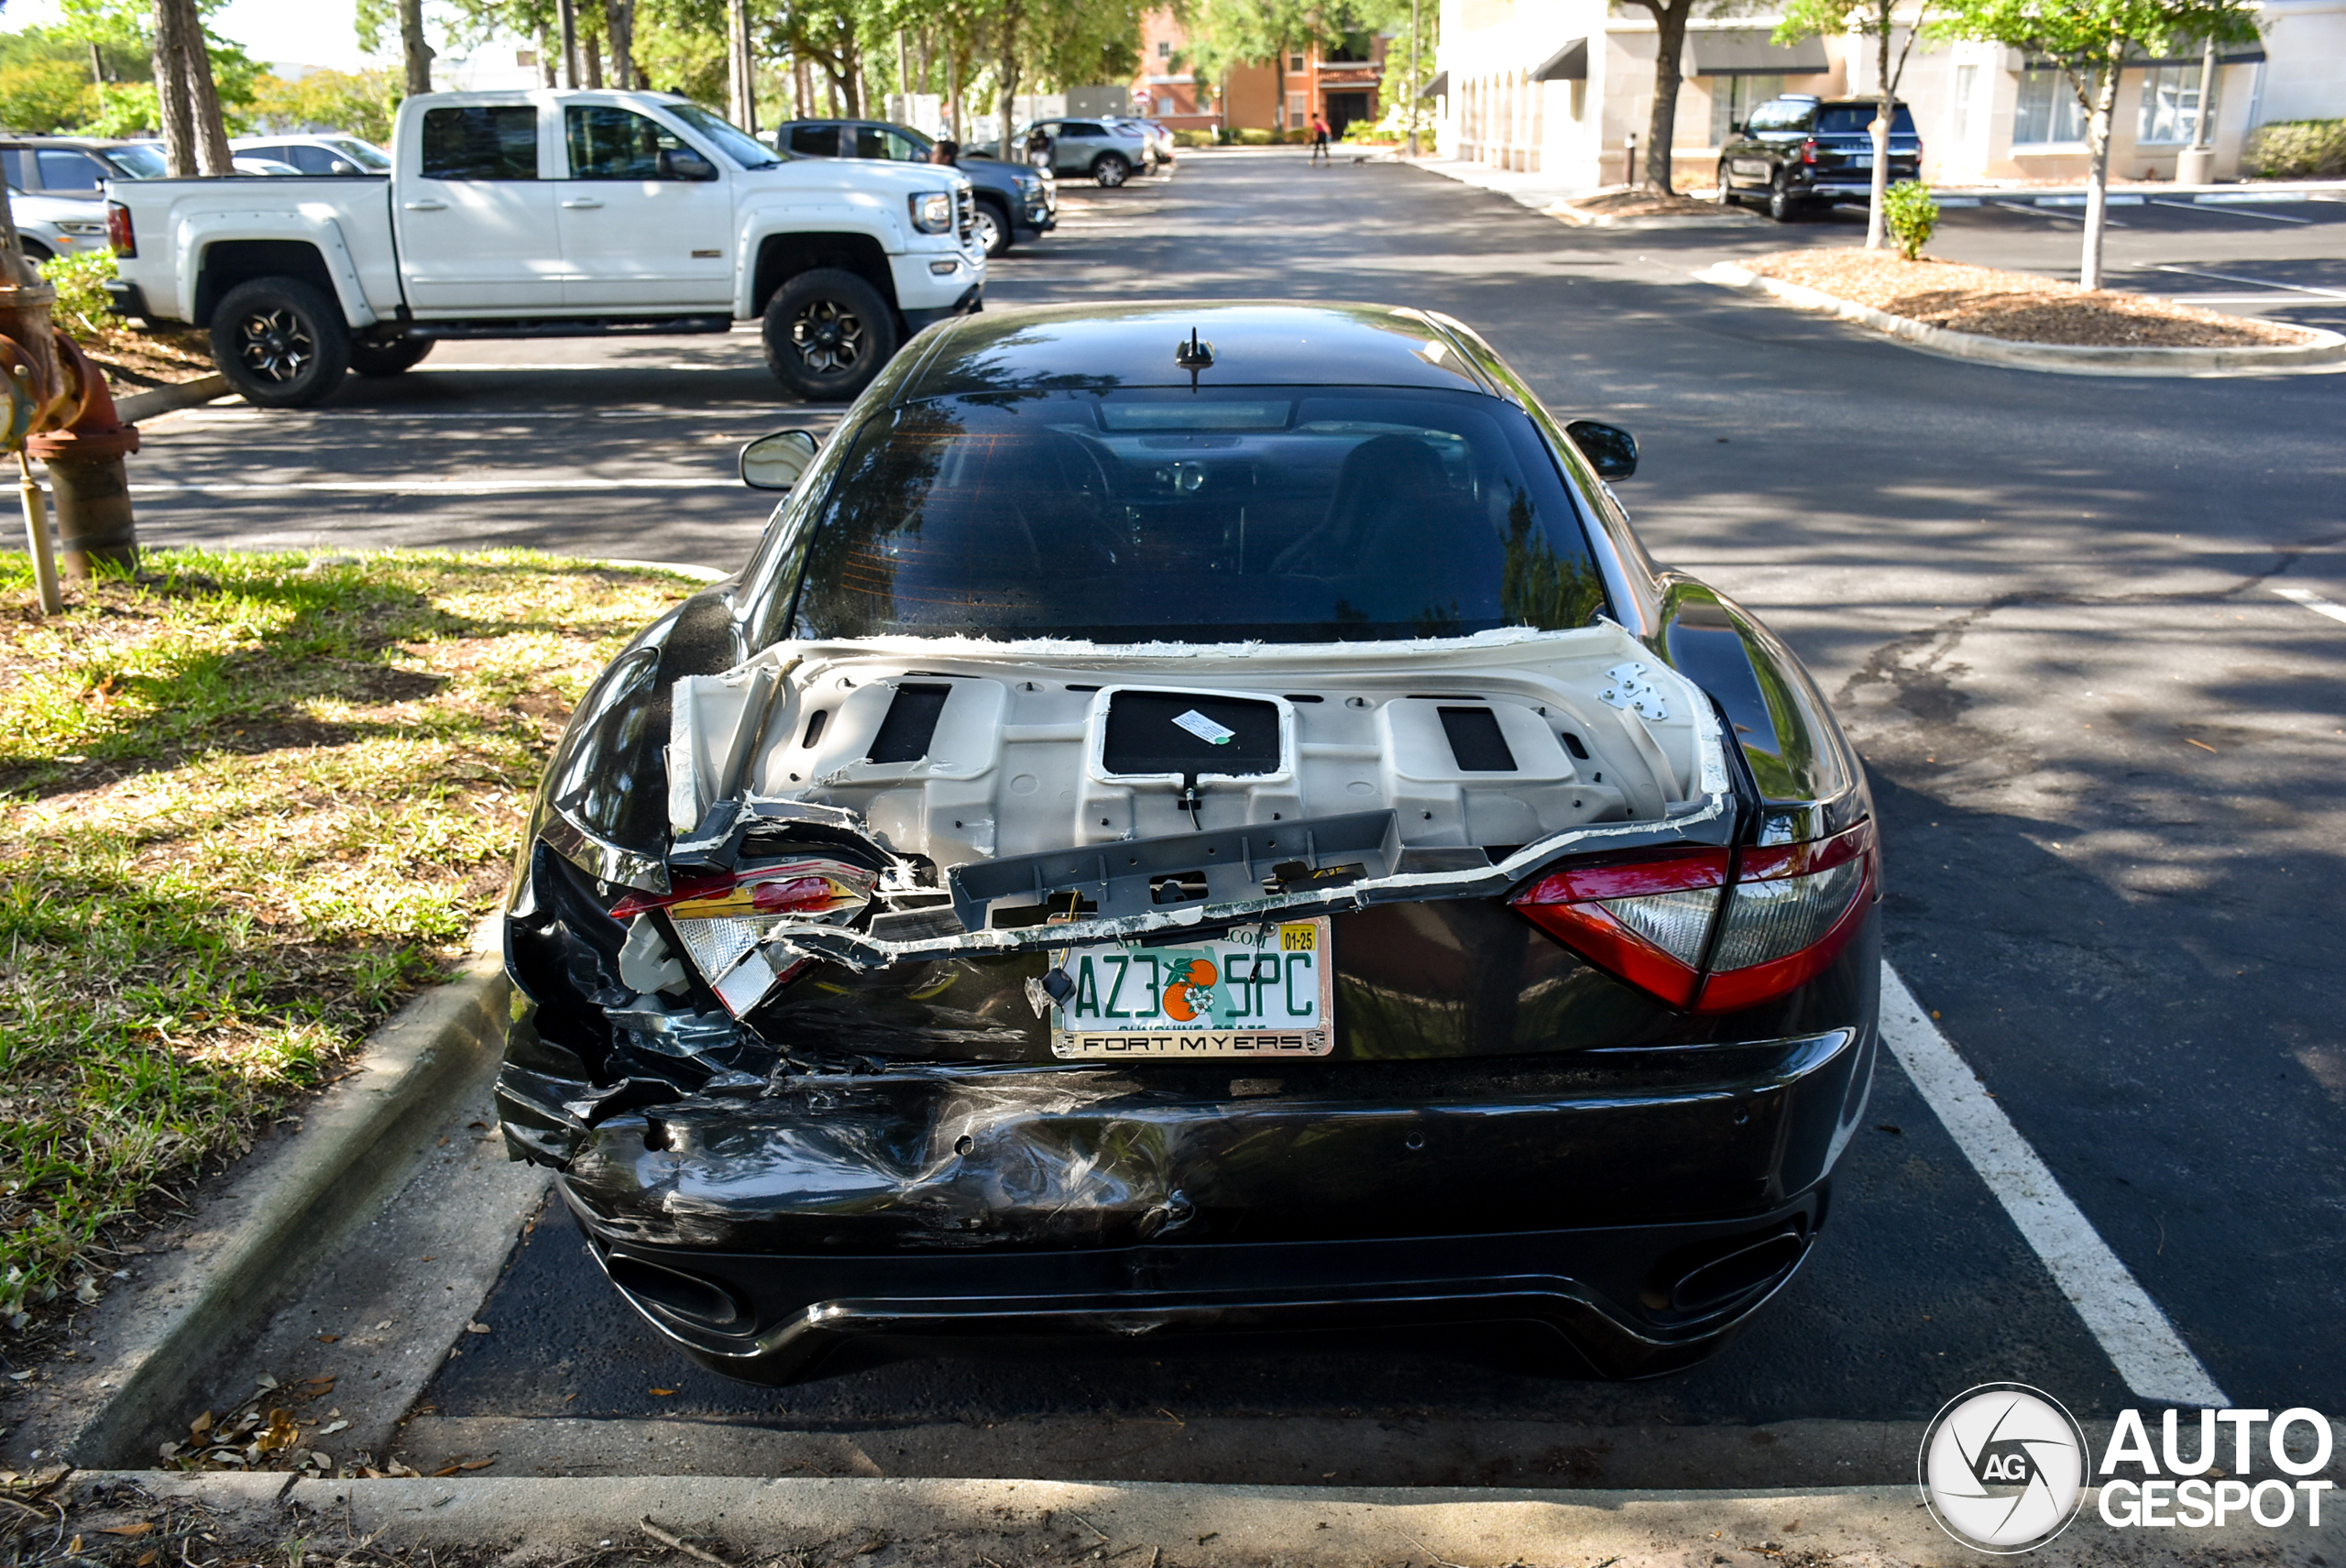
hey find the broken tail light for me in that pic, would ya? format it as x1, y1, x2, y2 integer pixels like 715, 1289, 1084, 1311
611, 858, 877, 1015
1511, 820, 1874, 1013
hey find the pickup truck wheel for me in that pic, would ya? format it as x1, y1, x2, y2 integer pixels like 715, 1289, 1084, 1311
973, 201, 1014, 258
1091, 153, 1131, 188
762, 269, 898, 403
211, 278, 350, 408
349, 335, 434, 377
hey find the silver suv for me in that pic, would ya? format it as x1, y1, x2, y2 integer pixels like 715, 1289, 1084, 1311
1014, 118, 1153, 187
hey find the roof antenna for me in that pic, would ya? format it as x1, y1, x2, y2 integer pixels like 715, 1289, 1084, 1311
1175, 327, 1213, 390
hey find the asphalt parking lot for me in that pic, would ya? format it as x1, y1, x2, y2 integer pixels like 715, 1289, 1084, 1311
114, 149, 2346, 1483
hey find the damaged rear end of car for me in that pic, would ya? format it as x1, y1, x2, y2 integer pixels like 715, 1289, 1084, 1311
495, 302, 1881, 1383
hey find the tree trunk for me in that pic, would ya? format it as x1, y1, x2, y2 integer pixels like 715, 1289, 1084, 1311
534, 25, 556, 88
2077, 47, 2121, 291
726, 0, 751, 127
1867, 22, 1891, 250
1642, 1, 1689, 192
603, 0, 633, 90
557, 0, 578, 89
582, 15, 603, 88
400, 0, 431, 96
151, 0, 197, 177
946, 49, 959, 139
173, 0, 233, 176
996, 0, 1020, 163
1406, 0, 1420, 157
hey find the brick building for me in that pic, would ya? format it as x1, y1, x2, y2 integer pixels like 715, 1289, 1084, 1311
1134, 7, 1391, 136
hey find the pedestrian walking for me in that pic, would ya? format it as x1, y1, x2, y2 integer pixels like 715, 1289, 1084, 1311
1310, 115, 1332, 165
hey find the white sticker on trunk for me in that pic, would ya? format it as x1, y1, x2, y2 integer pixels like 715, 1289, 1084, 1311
1171, 708, 1236, 746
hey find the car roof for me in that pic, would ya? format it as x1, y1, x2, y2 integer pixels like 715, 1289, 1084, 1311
901, 302, 1503, 400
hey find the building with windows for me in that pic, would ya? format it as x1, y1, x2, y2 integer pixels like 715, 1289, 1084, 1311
1431, 0, 2344, 190
1133, 8, 1390, 136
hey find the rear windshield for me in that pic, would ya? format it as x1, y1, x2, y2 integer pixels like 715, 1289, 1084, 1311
770, 386, 1609, 644
1815, 104, 1917, 135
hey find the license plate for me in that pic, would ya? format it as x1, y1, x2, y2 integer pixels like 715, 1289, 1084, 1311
1847, 153, 1873, 168
1050, 919, 1333, 1058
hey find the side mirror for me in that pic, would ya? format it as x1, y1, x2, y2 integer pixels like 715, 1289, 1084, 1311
740, 428, 821, 490
1729, 120, 1746, 137
660, 148, 718, 181
1565, 419, 1638, 480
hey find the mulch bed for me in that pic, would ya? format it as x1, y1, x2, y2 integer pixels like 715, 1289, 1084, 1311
1556, 187, 1738, 221
1743, 246, 2319, 347
76, 325, 217, 397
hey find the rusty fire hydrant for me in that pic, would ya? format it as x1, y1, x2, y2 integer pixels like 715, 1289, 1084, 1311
0, 248, 141, 610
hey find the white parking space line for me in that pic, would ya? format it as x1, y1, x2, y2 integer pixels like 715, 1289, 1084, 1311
2148, 198, 2312, 225
2272, 584, 2346, 626
2153, 264, 2346, 300
1989, 200, 2124, 227
1878, 961, 2231, 1408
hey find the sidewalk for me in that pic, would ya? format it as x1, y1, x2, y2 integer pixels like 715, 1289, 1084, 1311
1399, 152, 2346, 214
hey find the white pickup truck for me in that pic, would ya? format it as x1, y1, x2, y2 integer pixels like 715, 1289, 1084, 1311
104, 89, 987, 407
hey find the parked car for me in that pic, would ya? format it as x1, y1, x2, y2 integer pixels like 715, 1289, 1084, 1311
981, 118, 1154, 186
229, 134, 391, 175
495, 300, 1882, 1387
768, 117, 1053, 258
104, 89, 986, 407
5, 188, 111, 264
1718, 95, 1922, 222
1109, 116, 1177, 170
0, 136, 167, 197
230, 155, 304, 176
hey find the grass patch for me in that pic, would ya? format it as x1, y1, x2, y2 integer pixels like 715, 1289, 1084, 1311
0, 549, 693, 1332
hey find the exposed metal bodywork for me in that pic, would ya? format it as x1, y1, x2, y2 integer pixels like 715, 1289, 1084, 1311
496, 301, 1882, 1382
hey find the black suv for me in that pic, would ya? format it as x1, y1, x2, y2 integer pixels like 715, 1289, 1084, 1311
768, 118, 1054, 257
1718, 96, 1922, 221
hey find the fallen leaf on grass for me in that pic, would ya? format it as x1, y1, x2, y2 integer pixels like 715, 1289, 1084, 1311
650, 1387, 675, 1397
429, 1457, 498, 1476
101, 1522, 155, 1537
318, 1420, 351, 1437
465, 1321, 491, 1334
315, 1334, 340, 1343
137, 1552, 159, 1567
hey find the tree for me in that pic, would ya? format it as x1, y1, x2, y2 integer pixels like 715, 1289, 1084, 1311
245, 67, 399, 141
1775, 0, 1935, 251
1617, 0, 1744, 192
151, 0, 235, 174
1934, 0, 2258, 288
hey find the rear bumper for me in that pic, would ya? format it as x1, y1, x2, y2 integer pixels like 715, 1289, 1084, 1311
572, 1183, 1831, 1384
545, 1016, 1875, 1382
102, 279, 152, 319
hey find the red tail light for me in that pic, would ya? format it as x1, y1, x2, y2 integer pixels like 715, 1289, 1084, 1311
1800, 139, 1818, 164
105, 200, 135, 258
1511, 820, 1875, 1013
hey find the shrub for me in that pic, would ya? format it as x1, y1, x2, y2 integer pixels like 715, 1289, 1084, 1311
1172, 127, 1214, 148
39, 247, 118, 340
2245, 119, 2346, 180
1882, 180, 1938, 261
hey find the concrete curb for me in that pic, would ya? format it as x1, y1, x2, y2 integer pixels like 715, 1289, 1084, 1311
1695, 261, 2346, 377
68, 1473, 2340, 1565
1551, 202, 1761, 230
114, 375, 229, 422
48, 955, 510, 1470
